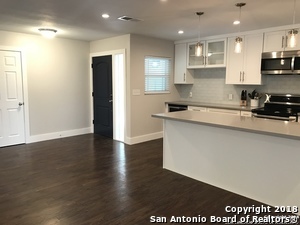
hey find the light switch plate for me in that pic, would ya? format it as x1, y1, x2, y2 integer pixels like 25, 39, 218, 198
132, 89, 140, 96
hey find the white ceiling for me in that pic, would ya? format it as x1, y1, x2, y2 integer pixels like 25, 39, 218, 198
0, 0, 299, 41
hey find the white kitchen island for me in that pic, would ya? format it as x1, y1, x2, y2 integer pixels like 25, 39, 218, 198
153, 110, 300, 213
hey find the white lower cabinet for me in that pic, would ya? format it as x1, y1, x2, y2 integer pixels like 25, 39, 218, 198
241, 111, 252, 117
207, 108, 240, 116
188, 106, 207, 112
187, 105, 252, 117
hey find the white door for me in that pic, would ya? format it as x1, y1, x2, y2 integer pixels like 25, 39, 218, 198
0, 50, 25, 147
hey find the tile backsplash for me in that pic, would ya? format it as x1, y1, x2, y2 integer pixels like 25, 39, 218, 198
178, 68, 300, 105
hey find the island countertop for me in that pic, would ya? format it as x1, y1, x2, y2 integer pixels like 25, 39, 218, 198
152, 110, 300, 140
154, 110, 300, 212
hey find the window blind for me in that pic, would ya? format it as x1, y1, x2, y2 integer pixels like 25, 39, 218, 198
145, 56, 171, 94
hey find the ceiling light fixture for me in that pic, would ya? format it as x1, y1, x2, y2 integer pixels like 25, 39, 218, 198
195, 12, 204, 57
288, 0, 298, 48
102, 14, 110, 19
234, 3, 246, 53
178, 30, 184, 34
38, 28, 57, 38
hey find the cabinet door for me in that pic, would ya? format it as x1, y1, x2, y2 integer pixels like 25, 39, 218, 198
207, 108, 240, 116
206, 39, 226, 67
263, 30, 286, 52
187, 42, 205, 68
174, 43, 194, 84
243, 33, 263, 85
225, 36, 244, 84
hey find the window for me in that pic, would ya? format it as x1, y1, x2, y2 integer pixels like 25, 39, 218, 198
144, 56, 171, 94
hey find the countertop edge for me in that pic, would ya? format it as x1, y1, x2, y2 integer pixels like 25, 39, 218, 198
152, 111, 300, 141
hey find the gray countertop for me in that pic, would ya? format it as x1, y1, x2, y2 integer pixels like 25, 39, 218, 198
153, 110, 300, 140
166, 101, 261, 111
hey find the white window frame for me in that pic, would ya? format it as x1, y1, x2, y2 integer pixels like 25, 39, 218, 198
144, 56, 171, 94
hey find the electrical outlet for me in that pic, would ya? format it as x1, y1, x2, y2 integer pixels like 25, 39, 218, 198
228, 93, 233, 100
189, 92, 193, 98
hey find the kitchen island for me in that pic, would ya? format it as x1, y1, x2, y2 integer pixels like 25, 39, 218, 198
153, 110, 300, 214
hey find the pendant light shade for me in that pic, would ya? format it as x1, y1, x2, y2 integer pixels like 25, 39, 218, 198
195, 12, 204, 57
234, 3, 246, 53
234, 37, 243, 53
288, 29, 298, 48
195, 42, 203, 57
288, 0, 298, 48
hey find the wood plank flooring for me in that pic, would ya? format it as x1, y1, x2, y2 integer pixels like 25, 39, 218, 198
0, 134, 296, 224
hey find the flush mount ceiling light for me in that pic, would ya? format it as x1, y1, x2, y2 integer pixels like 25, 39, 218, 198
234, 3, 246, 53
288, 0, 298, 48
178, 30, 184, 34
38, 28, 57, 38
102, 13, 110, 19
195, 12, 204, 57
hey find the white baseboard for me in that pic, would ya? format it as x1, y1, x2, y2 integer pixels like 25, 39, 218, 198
125, 131, 163, 145
27, 127, 92, 144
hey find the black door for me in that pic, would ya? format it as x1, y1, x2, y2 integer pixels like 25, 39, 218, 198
92, 55, 113, 138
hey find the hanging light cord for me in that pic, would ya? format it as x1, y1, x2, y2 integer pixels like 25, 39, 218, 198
198, 14, 201, 42
238, 5, 242, 33
293, 0, 296, 25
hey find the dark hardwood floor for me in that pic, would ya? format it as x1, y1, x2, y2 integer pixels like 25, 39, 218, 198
0, 134, 295, 225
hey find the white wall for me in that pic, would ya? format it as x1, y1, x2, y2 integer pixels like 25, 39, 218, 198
0, 30, 91, 141
90, 34, 131, 141
90, 34, 180, 144
130, 34, 179, 140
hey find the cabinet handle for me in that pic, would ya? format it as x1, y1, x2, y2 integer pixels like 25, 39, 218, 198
282, 36, 284, 48
243, 72, 245, 82
184, 73, 186, 82
285, 35, 288, 48
240, 72, 242, 82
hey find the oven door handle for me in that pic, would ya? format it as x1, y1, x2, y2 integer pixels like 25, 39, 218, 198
291, 56, 295, 72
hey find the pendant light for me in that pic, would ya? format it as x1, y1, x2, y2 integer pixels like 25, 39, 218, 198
195, 12, 204, 57
234, 3, 246, 53
288, 0, 298, 48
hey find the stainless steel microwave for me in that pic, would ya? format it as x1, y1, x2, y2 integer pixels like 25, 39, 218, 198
261, 50, 300, 75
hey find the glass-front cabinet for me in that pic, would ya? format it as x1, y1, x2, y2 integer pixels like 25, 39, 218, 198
187, 39, 226, 68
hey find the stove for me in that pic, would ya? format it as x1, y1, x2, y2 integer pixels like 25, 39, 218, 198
251, 94, 300, 122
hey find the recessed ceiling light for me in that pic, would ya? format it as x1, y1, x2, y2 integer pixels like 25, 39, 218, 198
178, 30, 184, 34
102, 14, 110, 19
233, 20, 240, 25
38, 28, 57, 38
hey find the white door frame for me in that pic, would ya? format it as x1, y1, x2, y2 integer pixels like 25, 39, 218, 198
89, 49, 126, 142
0, 45, 30, 145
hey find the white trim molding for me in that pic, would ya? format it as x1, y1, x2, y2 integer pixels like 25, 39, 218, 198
27, 127, 92, 144
125, 131, 163, 145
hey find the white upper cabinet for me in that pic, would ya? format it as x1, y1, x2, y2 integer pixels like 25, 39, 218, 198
263, 29, 300, 52
174, 43, 194, 84
187, 39, 226, 68
226, 33, 264, 85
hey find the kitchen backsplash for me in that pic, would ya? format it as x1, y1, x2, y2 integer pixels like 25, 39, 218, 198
178, 68, 300, 105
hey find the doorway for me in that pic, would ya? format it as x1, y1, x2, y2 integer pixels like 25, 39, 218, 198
91, 50, 125, 142
0, 50, 25, 147
92, 55, 113, 138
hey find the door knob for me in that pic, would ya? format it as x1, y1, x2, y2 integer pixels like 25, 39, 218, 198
109, 100, 113, 103
19, 102, 24, 106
